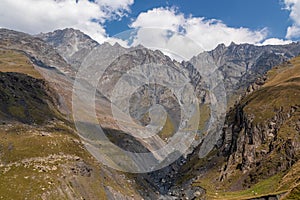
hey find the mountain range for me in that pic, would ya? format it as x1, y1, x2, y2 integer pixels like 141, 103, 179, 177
0, 28, 299, 199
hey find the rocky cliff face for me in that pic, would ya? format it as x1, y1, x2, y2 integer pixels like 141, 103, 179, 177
221, 104, 300, 182
217, 57, 300, 196
38, 28, 300, 102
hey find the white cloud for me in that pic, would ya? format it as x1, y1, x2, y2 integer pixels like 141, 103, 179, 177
131, 8, 185, 31
261, 38, 293, 45
286, 25, 300, 39
130, 8, 268, 60
0, 0, 134, 43
284, 0, 300, 39
95, 0, 133, 17
184, 17, 267, 50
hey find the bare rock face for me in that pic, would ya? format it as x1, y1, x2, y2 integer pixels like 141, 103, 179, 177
75, 45, 203, 171
37, 28, 99, 70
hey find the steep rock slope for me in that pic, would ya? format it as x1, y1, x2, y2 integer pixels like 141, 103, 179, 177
0, 72, 58, 124
70, 43, 210, 199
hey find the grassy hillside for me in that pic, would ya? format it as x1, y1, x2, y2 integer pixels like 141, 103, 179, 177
0, 122, 141, 199
0, 50, 42, 79
243, 57, 300, 124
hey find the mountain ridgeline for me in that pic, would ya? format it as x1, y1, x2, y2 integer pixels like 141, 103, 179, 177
0, 28, 299, 199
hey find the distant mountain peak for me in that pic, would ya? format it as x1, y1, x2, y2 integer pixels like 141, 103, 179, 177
112, 42, 122, 47
229, 41, 236, 46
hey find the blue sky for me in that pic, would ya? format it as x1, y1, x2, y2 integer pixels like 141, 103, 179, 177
105, 0, 291, 39
1, 0, 300, 59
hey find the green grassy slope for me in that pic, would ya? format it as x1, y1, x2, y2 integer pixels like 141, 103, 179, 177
0, 49, 42, 79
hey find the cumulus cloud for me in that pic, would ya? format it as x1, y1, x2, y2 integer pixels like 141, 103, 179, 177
131, 8, 185, 31
261, 38, 293, 45
129, 8, 268, 60
284, 0, 300, 39
0, 0, 133, 43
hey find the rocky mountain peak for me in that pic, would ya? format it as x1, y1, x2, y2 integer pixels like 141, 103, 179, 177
112, 42, 123, 48
214, 43, 226, 52
37, 28, 99, 69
